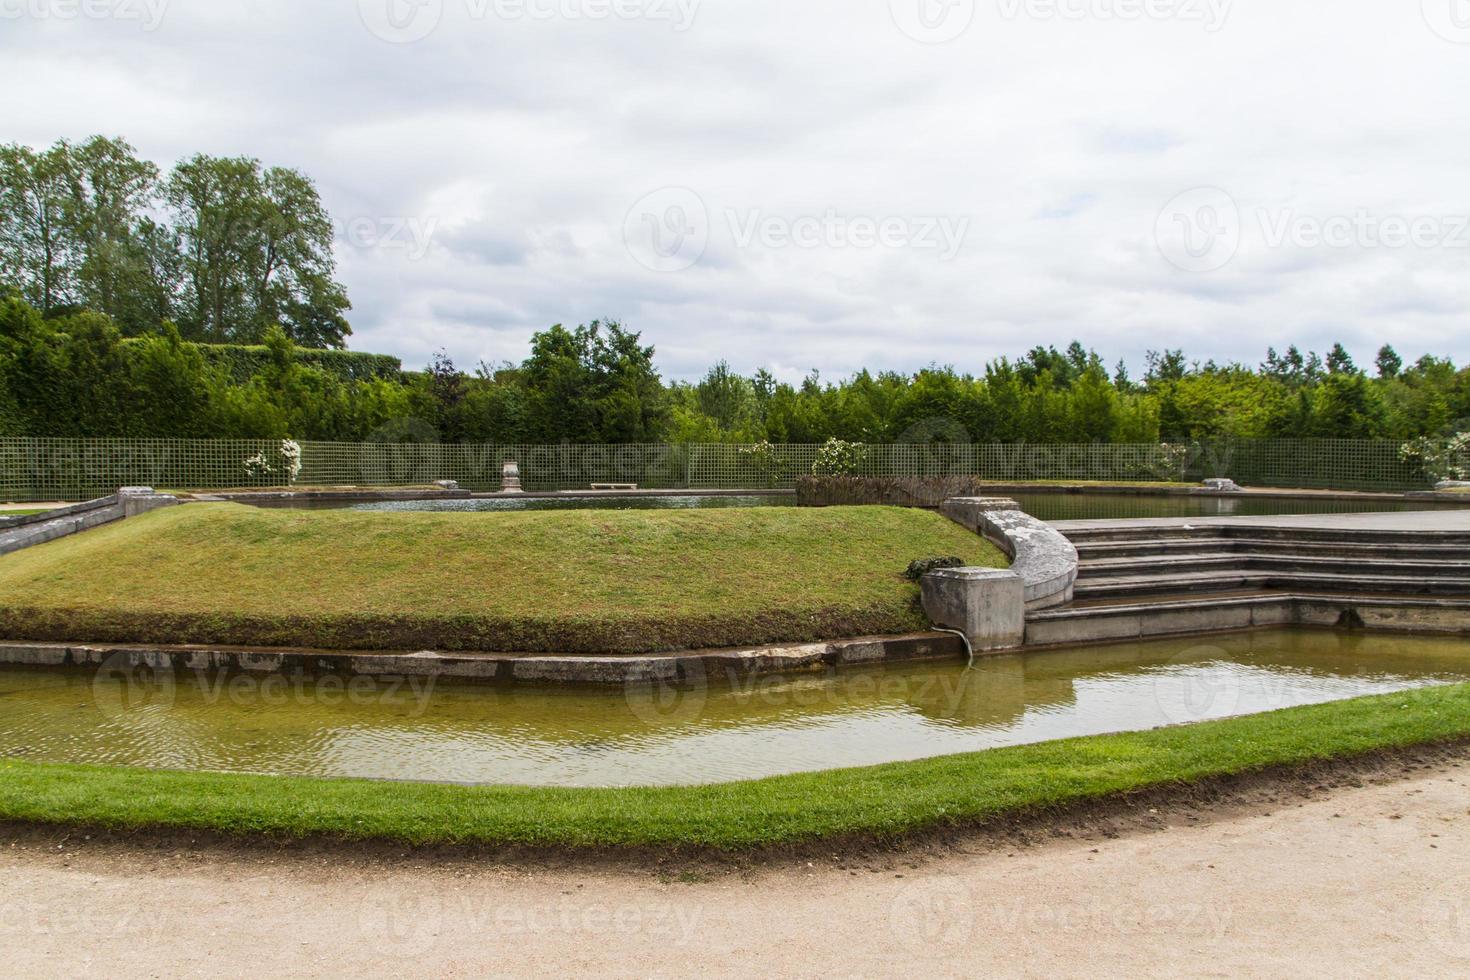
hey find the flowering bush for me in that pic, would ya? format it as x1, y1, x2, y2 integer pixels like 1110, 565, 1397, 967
1400, 433, 1470, 482
281, 440, 303, 485
243, 452, 273, 480
242, 439, 303, 485
738, 441, 787, 487
812, 438, 867, 476
1155, 442, 1191, 482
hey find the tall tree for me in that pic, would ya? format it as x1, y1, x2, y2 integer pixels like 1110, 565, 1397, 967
60, 136, 168, 332
168, 155, 349, 347
0, 142, 76, 314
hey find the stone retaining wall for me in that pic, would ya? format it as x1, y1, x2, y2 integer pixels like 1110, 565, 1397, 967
0, 489, 178, 557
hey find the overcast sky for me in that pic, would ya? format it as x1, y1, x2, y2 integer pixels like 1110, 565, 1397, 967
6, 0, 1470, 380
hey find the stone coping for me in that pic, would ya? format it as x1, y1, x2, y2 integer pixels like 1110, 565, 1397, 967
0, 633, 964, 686
0, 493, 119, 531
6, 591, 1467, 685
201, 488, 473, 503
0, 489, 178, 556
939, 497, 1079, 609
1025, 594, 1470, 648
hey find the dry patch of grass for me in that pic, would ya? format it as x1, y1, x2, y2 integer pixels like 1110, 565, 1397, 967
0, 503, 1003, 652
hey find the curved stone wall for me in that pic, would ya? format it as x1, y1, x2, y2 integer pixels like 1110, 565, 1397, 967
939, 497, 1079, 610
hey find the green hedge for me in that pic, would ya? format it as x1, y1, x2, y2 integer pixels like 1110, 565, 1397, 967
119, 339, 402, 384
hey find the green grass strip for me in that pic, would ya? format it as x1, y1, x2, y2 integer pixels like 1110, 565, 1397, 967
2, 684, 1468, 850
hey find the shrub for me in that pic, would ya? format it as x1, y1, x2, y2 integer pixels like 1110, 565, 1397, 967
797, 476, 993, 508
737, 440, 788, 488
812, 438, 867, 476
904, 556, 966, 581
1400, 433, 1470, 483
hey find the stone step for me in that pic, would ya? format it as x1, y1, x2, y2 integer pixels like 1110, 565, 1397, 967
1060, 523, 1470, 546
1024, 593, 1470, 647
1073, 536, 1470, 560
1073, 569, 1470, 600
1078, 553, 1470, 578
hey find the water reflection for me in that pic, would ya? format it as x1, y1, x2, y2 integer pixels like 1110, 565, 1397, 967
0, 630, 1465, 787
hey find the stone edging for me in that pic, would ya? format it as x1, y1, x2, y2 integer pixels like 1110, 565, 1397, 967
938, 497, 1079, 610
0, 633, 965, 686
1025, 594, 1470, 647
0, 488, 178, 557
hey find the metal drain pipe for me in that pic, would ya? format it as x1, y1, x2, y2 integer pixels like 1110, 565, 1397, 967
930, 626, 976, 666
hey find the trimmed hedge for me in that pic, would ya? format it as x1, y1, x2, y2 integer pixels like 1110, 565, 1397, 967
119, 339, 403, 384
797, 476, 1003, 508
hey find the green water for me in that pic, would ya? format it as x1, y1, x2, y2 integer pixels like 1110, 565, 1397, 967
1, 630, 1466, 787
1010, 492, 1466, 522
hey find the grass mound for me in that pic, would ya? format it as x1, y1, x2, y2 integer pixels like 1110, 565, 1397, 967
0, 503, 1003, 653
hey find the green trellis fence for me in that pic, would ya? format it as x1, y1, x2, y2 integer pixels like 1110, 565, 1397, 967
0, 437, 1430, 502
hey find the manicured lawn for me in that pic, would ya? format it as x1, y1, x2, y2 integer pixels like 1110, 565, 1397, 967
1, 684, 1466, 850
0, 503, 1002, 652
0, 509, 48, 518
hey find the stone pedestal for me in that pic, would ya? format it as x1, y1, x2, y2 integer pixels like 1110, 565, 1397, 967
921, 567, 1026, 652
502, 461, 524, 494
118, 487, 179, 518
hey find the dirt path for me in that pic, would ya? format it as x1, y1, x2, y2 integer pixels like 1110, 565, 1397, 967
3, 756, 1469, 978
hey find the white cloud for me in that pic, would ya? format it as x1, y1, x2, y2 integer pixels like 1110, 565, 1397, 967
6, 0, 1469, 378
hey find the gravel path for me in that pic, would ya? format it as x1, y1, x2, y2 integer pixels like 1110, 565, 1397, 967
3, 755, 1468, 978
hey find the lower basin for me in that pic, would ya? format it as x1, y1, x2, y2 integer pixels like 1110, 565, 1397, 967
2, 629, 1466, 787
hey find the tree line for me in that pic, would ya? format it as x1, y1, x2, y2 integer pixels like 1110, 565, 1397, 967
0, 136, 348, 348
1, 289, 1466, 446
